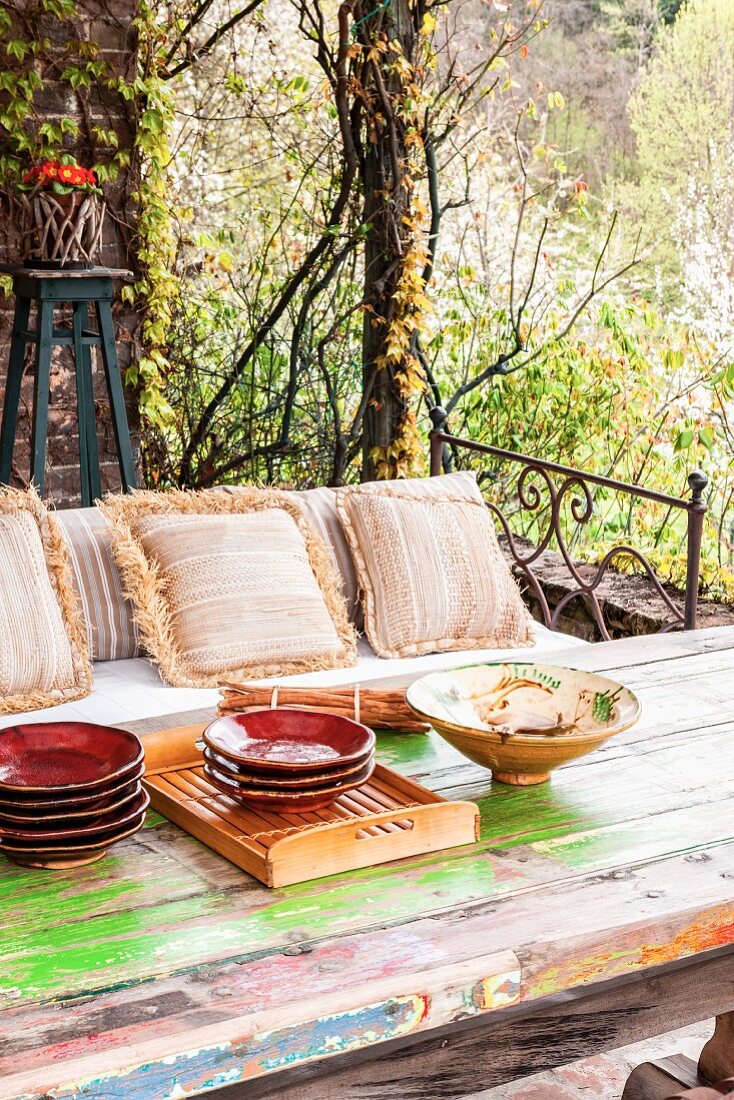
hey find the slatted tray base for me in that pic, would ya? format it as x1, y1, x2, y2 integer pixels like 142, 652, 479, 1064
142, 723, 480, 887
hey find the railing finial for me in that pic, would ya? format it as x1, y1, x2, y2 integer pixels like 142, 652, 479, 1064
429, 406, 448, 435
688, 469, 708, 504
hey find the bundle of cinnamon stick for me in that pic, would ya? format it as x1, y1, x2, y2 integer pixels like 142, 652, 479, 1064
218, 681, 430, 733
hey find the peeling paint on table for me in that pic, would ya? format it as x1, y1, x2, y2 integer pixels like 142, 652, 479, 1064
4, 629, 734, 1099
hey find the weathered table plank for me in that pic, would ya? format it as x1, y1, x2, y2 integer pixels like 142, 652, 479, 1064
2, 627, 734, 1098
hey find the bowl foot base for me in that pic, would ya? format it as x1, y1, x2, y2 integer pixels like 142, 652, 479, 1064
492, 770, 550, 786
7, 850, 108, 869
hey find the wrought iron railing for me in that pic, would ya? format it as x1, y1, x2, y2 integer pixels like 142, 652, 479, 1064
428, 407, 708, 639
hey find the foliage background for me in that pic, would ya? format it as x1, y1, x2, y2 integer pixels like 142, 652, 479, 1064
2, 0, 734, 596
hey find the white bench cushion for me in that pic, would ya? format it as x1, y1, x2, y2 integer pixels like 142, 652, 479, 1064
0, 623, 588, 730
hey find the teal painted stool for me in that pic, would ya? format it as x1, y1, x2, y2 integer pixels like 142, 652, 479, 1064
0, 265, 138, 506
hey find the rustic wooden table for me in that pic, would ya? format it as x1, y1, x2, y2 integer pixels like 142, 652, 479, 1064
3, 627, 734, 1100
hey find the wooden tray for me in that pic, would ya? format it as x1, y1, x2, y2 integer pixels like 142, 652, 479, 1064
143, 723, 480, 887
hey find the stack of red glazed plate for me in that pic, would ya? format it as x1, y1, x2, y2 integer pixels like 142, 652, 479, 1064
201, 709, 376, 812
0, 722, 147, 868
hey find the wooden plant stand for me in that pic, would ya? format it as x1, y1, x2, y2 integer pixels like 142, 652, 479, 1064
0, 265, 138, 505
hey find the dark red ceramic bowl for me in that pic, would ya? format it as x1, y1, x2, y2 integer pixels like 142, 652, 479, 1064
0, 778, 142, 824
0, 761, 145, 810
203, 756, 375, 812
0, 818, 147, 868
203, 710, 375, 774
0, 787, 149, 842
0, 723, 144, 793
202, 746, 372, 788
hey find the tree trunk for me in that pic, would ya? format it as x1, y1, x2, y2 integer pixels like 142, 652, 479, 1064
360, 0, 417, 480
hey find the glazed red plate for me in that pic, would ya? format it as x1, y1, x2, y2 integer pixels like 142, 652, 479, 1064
0, 818, 147, 869
202, 746, 372, 788
203, 756, 375, 811
203, 710, 375, 773
0, 779, 142, 823
0, 723, 144, 792
0, 788, 149, 842
0, 761, 145, 810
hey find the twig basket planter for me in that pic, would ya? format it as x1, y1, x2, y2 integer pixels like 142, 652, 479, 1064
16, 190, 105, 270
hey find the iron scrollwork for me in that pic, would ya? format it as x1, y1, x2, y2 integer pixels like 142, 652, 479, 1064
428, 406, 708, 639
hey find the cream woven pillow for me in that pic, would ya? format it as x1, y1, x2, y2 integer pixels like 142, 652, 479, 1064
337, 472, 534, 659
0, 490, 91, 713
219, 484, 361, 624
101, 489, 357, 688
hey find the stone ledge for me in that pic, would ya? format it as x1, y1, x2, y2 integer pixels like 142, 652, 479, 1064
499, 536, 734, 640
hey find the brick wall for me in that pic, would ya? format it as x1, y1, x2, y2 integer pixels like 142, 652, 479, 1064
0, 0, 140, 507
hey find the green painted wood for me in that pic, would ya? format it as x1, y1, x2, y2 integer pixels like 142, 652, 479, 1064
0, 294, 31, 484
72, 300, 101, 505
94, 299, 137, 492
18, 328, 102, 346
30, 299, 53, 496
72, 300, 92, 508
4, 632, 734, 1097
4, 724, 734, 1010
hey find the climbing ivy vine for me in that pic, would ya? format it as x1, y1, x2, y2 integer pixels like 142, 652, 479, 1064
0, 0, 178, 431
120, 2, 179, 431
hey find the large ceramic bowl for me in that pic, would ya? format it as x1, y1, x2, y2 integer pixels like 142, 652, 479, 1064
406, 662, 640, 785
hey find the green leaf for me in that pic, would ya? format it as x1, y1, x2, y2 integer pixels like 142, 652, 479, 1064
674, 429, 694, 452
6, 39, 30, 61
142, 108, 164, 135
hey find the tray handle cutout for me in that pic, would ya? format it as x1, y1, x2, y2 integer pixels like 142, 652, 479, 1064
356, 817, 414, 840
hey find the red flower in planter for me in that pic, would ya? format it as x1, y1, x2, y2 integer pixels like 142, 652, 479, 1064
17, 156, 102, 196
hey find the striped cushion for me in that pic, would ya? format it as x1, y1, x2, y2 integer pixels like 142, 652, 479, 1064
337, 472, 534, 659
54, 508, 139, 662
287, 487, 360, 624
0, 490, 91, 712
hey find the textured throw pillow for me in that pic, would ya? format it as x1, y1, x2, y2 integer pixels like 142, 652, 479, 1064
337, 472, 534, 659
101, 489, 357, 688
0, 490, 91, 713
54, 507, 140, 662
218, 484, 361, 625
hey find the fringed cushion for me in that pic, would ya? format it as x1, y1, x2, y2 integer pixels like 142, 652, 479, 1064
0, 489, 92, 713
100, 489, 357, 689
337, 472, 534, 659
